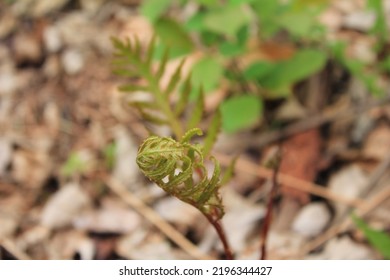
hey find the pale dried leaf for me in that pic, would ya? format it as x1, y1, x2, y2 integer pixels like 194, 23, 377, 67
40, 182, 91, 229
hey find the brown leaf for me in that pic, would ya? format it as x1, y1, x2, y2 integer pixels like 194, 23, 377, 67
279, 129, 322, 204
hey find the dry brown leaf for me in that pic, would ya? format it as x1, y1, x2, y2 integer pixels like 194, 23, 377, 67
363, 123, 390, 160
279, 129, 322, 204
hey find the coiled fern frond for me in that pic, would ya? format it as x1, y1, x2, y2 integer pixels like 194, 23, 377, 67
136, 128, 224, 219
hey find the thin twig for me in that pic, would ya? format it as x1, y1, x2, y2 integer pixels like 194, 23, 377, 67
251, 95, 390, 149
259, 149, 281, 260
291, 155, 390, 258
0, 238, 31, 260
216, 153, 367, 209
105, 176, 213, 260
292, 185, 390, 259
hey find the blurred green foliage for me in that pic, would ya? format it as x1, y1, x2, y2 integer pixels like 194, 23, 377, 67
139, 0, 388, 133
60, 152, 89, 177
352, 214, 390, 260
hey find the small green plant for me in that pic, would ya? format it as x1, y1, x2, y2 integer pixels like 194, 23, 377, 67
138, 0, 330, 133
352, 214, 390, 260
112, 36, 234, 259
61, 151, 90, 177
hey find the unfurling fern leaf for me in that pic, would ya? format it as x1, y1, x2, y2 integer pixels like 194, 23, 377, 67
136, 128, 224, 219
113, 35, 233, 259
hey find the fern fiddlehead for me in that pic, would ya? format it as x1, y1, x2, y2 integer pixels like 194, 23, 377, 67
113, 36, 234, 258
136, 128, 224, 219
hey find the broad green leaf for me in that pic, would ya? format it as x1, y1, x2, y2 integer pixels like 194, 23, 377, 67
251, 0, 280, 19
203, 5, 252, 37
229, 0, 257, 4
278, 12, 316, 37
200, 30, 223, 47
221, 95, 263, 133
219, 26, 249, 57
352, 214, 390, 259
219, 42, 245, 57
140, 0, 171, 23
190, 56, 223, 99
291, 0, 328, 11
196, 0, 219, 7
260, 49, 327, 89
154, 17, 194, 57
186, 12, 206, 32
203, 109, 221, 156
243, 61, 276, 80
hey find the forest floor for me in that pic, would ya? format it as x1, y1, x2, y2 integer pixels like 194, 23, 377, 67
1, 0, 390, 260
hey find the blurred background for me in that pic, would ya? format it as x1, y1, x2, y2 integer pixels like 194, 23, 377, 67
1, 0, 390, 260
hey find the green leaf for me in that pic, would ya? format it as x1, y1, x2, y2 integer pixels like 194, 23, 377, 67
186, 12, 206, 32
352, 214, 390, 259
140, 0, 172, 23
221, 95, 263, 133
278, 11, 317, 37
203, 109, 221, 156
229, 0, 257, 4
190, 56, 223, 99
261, 49, 327, 89
154, 17, 194, 57
243, 61, 276, 80
195, 0, 219, 7
61, 152, 89, 177
103, 142, 117, 170
203, 5, 252, 37
175, 75, 191, 117
165, 58, 186, 96
367, 0, 388, 42
219, 41, 245, 57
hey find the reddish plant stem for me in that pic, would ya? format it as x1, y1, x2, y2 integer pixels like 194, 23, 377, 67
259, 150, 281, 260
204, 213, 234, 260
193, 164, 233, 259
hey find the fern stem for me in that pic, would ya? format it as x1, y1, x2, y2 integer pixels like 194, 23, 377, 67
144, 69, 184, 139
204, 213, 234, 260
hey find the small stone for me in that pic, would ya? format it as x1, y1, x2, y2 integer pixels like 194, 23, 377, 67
343, 11, 376, 32
112, 126, 141, 187
73, 199, 141, 234
292, 202, 331, 237
363, 123, 390, 160
43, 26, 63, 53
329, 165, 368, 218
308, 236, 375, 259
0, 70, 18, 96
61, 48, 85, 75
